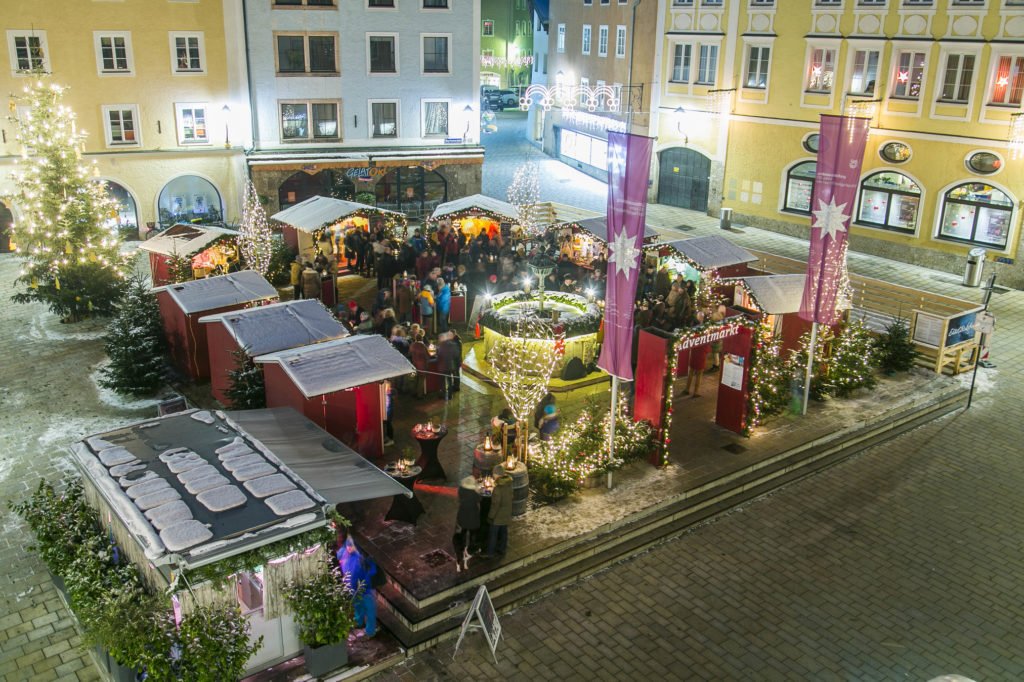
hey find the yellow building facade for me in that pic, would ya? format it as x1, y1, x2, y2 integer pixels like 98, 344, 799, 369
0, 0, 247, 239
653, 0, 1024, 288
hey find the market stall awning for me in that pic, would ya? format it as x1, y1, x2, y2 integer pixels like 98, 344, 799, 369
565, 216, 660, 243
254, 335, 415, 398
228, 408, 412, 503
199, 299, 348, 357
734, 274, 851, 315
663, 235, 758, 270
138, 224, 239, 258
429, 193, 518, 224
271, 195, 406, 233
153, 270, 278, 315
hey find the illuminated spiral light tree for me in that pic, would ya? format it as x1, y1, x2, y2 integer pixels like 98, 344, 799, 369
507, 163, 542, 239
238, 180, 274, 276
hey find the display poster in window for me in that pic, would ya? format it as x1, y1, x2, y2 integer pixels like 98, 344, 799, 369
500, 222, 512, 239
911, 311, 944, 348
721, 354, 745, 391
945, 311, 977, 347
788, 179, 813, 212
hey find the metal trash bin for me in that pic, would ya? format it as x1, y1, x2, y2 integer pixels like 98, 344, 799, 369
962, 247, 986, 287
720, 207, 733, 230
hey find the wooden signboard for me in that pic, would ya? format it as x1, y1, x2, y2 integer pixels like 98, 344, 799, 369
453, 585, 502, 663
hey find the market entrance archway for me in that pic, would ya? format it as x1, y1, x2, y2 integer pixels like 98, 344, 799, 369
277, 170, 356, 210
157, 175, 224, 228
374, 167, 448, 219
658, 147, 710, 212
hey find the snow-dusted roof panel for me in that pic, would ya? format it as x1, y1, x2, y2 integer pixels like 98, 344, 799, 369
155, 271, 278, 315
137, 224, 239, 258
665, 235, 758, 269
271, 195, 405, 233
567, 216, 660, 243
198, 299, 348, 357
254, 335, 415, 397
429, 194, 519, 224
736, 274, 851, 314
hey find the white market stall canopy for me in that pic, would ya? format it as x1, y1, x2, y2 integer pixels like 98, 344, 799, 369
271, 195, 406, 233
663, 235, 757, 270
229, 408, 412, 503
199, 299, 348, 358
138, 224, 239, 258
153, 270, 278, 315
429, 193, 519, 224
563, 216, 660, 243
254, 334, 415, 398
733, 274, 851, 315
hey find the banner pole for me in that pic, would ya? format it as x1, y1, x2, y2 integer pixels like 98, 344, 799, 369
967, 274, 996, 410
607, 376, 619, 489
802, 322, 818, 416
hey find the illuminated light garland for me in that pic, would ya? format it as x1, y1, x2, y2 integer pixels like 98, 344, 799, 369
238, 180, 274, 276
481, 55, 534, 68
507, 163, 542, 239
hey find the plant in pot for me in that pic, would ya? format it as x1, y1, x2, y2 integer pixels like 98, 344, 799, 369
286, 563, 356, 678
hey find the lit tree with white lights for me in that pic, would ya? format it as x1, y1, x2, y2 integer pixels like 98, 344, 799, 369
507, 163, 541, 238
238, 180, 273, 276
6, 77, 126, 321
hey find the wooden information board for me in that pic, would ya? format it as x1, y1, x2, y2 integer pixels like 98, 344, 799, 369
453, 585, 502, 663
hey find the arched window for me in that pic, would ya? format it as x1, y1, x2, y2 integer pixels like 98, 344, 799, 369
374, 167, 448, 219
938, 182, 1014, 248
158, 175, 223, 229
856, 171, 921, 233
103, 181, 139, 238
277, 170, 355, 209
783, 161, 816, 214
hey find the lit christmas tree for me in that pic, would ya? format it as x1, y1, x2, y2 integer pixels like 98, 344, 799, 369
6, 77, 127, 321
747, 324, 793, 430
825, 319, 877, 397
165, 253, 194, 284
507, 163, 541, 238
693, 267, 724, 314
238, 180, 273, 276
788, 325, 834, 402
99, 276, 167, 396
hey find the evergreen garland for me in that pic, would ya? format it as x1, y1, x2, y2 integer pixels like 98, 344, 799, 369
224, 348, 266, 409
99, 276, 167, 396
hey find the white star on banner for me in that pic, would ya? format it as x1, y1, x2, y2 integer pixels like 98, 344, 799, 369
811, 197, 850, 242
608, 228, 641, 276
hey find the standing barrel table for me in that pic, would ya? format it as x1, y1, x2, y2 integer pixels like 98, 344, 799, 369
473, 444, 502, 479
507, 461, 529, 517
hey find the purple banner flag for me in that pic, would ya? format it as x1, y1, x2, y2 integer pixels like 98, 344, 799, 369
799, 115, 871, 325
597, 132, 654, 381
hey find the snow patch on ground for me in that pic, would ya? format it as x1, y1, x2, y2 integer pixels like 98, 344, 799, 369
28, 311, 107, 341
956, 365, 998, 394
89, 361, 162, 410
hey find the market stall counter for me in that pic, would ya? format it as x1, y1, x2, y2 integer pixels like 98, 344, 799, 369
139, 223, 240, 286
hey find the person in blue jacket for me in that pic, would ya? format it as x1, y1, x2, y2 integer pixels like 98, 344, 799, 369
338, 536, 378, 638
436, 277, 451, 332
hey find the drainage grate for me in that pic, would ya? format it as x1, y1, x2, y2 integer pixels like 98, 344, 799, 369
722, 443, 747, 454
989, 285, 1010, 295
420, 549, 453, 568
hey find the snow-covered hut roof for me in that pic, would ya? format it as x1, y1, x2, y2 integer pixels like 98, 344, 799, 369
663, 236, 757, 270
70, 408, 410, 569
271, 195, 406, 233
137, 224, 239, 258
198, 299, 348, 357
733, 274, 851, 315
429, 194, 519, 224
254, 335, 414, 398
153, 271, 278, 315
563, 216, 660, 243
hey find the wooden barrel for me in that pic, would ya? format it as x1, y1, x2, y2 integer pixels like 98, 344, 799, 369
509, 462, 529, 517
473, 447, 502, 479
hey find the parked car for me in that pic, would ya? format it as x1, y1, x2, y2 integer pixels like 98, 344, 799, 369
485, 89, 520, 111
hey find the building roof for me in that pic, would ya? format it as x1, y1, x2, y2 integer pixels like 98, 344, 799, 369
271, 195, 406, 233
137, 224, 239, 258
734, 274, 851, 315
565, 216, 660, 243
254, 335, 415, 398
198, 299, 348, 357
663, 235, 758, 270
429, 194, 519, 224
70, 407, 410, 570
153, 271, 278, 315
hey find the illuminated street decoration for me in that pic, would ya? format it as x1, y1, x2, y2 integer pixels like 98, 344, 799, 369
520, 83, 621, 113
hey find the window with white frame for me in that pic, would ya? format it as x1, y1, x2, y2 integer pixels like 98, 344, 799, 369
582, 26, 592, 55
95, 32, 133, 75
370, 100, 399, 137
584, 0, 593, 5
938, 182, 1013, 248
423, 0, 448, 8
275, 33, 338, 74
672, 44, 692, 83
557, 24, 566, 53
940, 52, 975, 103
8, 31, 49, 73
892, 50, 926, 99
274, 0, 337, 5
858, 0, 885, 5
174, 103, 209, 144
616, 26, 626, 58
849, 49, 879, 95
697, 44, 718, 85
750, 0, 775, 5
280, 100, 340, 141
815, 0, 841, 5
170, 33, 205, 73
580, 76, 590, 106
745, 45, 770, 88
598, 26, 609, 57
806, 47, 836, 92
483, 20, 494, 36
368, 34, 397, 74
422, 100, 449, 136
102, 105, 140, 147
990, 54, 1024, 106
368, 0, 395, 7
856, 171, 920, 233
422, 35, 450, 73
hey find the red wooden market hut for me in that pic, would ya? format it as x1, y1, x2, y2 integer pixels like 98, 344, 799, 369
271, 195, 407, 264
426, 193, 519, 241
155, 271, 278, 382
138, 224, 240, 286
199, 299, 349, 406
658, 235, 759, 280
254, 335, 415, 460
555, 215, 660, 268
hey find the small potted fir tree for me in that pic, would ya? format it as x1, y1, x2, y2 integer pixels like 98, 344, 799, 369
286, 563, 357, 677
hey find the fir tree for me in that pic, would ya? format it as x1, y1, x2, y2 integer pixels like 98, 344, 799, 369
99, 276, 167, 396
225, 348, 266, 409
238, 180, 274, 276
693, 268, 724, 314
874, 316, 917, 374
826, 319, 877, 397
788, 326, 834, 402
6, 77, 128, 321
165, 253, 194, 284
747, 325, 793, 429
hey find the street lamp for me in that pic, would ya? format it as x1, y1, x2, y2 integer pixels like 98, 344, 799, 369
222, 104, 231, 148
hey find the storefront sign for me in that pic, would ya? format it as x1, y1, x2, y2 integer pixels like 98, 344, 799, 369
444, 137, 464, 145
676, 323, 742, 351
345, 167, 388, 179
945, 311, 977, 347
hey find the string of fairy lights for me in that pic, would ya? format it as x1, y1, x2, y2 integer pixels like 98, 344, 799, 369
238, 180, 274, 276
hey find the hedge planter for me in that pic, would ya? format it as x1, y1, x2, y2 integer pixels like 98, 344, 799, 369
303, 642, 348, 678
48, 571, 69, 603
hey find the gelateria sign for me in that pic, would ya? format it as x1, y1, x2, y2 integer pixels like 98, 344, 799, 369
677, 323, 742, 350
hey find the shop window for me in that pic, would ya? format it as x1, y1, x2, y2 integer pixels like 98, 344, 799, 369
938, 183, 1013, 248
422, 100, 449, 136
939, 53, 976, 103
370, 100, 399, 137
856, 171, 920, 233
175, 103, 209, 145
158, 175, 223, 228
374, 167, 448, 218
170, 33, 205, 74
95, 33, 133, 75
891, 50, 925, 100
989, 55, 1024, 107
879, 141, 911, 163
422, 35, 450, 74
278, 170, 354, 209
368, 35, 397, 74
782, 161, 816, 214
559, 128, 609, 170
7, 31, 49, 73
102, 105, 140, 147
280, 100, 340, 142
275, 33, 338, 74
103, 181, 139, 235
966, 151, 1002, 175
806, 47, 835, 93
802, 133, 820, 153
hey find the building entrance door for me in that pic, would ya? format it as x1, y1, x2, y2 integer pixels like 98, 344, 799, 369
657, 148, 710, 212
